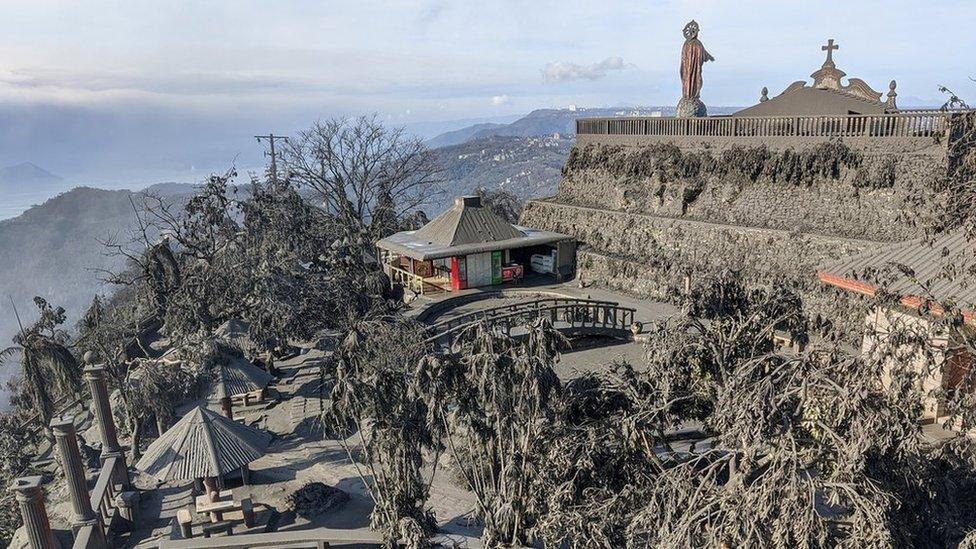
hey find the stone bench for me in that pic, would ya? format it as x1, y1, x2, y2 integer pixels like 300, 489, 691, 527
201, 520, 234, 538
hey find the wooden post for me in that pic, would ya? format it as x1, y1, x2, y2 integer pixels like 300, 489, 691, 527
220, 397, 234, 419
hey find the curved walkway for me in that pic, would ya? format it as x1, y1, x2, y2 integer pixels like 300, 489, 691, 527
409, 279, 679, 334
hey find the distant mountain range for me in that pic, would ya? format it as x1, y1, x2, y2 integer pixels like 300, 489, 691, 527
426, 107, 681, 148
0, 163, 68, 219
0, 162, 62, 188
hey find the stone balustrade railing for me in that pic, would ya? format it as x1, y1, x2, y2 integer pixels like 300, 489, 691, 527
576, 111, 960, 139
9, 357, 132, 549
72, 455, 131, 549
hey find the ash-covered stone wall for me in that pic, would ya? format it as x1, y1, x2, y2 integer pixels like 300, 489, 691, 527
521, 199, 876, 341
521, 125, 971, 342
556, 138, 949, 242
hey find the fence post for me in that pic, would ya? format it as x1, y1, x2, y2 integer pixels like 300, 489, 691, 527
51, 417, 108, 547
82, 356, 131, 490
8, 477, 57, 549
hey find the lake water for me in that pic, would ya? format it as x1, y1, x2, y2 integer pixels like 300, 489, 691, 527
0, 185, 69, 220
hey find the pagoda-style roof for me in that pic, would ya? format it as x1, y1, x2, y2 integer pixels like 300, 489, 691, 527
414, 195, 523, 246
215, 318, 261, 354
206, 356, 273, 400
818, 229, 975, 324
136, 406, 272, 481
735, 39, 897, 117
377, 196, 571, 260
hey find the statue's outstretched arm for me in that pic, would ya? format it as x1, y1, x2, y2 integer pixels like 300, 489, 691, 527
704, 48, 715, 63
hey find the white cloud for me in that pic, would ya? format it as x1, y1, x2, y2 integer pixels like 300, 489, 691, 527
542, 56, 632, 82
491, 94, 510, 105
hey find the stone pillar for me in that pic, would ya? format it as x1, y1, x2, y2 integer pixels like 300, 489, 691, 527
82, 358, 121, 456
50, 416, 104, 545
8, 476, 57, 549
83, 356, 131, 490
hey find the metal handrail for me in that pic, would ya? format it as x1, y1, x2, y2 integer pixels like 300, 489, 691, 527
428, 297, 622, 335
428, 300, 638, 344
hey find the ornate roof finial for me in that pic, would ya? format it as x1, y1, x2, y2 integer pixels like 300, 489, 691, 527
811, 38, 846, 90
760, 86, 769, 102
885, 80, 898, 110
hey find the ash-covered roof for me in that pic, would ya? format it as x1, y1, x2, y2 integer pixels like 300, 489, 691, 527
215, 318, 261, 354
818, 229, 975, 321
735, 85, 889, 117
135, 406, 271, 481
377, 195, 572, 260
414, 195, 523, 246
206, 357, 273, 400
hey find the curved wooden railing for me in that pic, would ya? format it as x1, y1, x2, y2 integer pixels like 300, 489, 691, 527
576, 111, 962, 139
426, 298, 638, 344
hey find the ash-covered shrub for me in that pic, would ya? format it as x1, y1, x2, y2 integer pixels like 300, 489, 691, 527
287, 482, 350, 519
854, 155, 898, 189
567, 140, 864, 188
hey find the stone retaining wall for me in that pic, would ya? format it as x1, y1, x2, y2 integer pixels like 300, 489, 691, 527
557, 138, 949, 242
521, 200, 874, 340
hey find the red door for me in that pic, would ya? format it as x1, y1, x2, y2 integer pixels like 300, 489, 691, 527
451, 256, 467, 291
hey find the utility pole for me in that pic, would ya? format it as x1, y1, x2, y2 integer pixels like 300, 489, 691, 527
255, 133, 289, 188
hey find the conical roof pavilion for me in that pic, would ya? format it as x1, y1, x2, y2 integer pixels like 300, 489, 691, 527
136, 406, 272, 481
413, 195, 523, 246
376, 195, 571, 261
206, 356, 273, 400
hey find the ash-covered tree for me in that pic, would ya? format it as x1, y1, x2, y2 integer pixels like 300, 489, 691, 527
527, 272, 976, 548
281, 115, 444, 245
103, 171, 374, 352
325, 319, 441, 549
0, 385, 42, 547
0, 297, 81, 433
474, 186, 523, 224
426, 318, 564, 547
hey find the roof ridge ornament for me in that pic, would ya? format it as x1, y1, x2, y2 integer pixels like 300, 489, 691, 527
811, 38, 847, 90
808, 38, 885, 104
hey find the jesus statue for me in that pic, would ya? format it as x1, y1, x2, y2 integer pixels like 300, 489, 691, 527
677, 20, 714, 117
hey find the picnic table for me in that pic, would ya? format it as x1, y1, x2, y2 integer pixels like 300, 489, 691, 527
195, 488, 255, 527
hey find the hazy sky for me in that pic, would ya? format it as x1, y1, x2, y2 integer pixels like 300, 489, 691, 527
0, 0, 972, 186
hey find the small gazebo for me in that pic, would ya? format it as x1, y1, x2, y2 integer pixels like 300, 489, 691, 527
206, 356, 274, 418
376, 195, 576, 295
136, 405, 272, 489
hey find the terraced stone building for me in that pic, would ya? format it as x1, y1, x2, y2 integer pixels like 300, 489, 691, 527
520, 40, 976, 340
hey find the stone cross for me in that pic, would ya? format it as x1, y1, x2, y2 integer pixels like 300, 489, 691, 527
821, 39, 839, 66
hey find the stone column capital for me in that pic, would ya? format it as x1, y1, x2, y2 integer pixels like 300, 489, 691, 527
8, 475, 45, 499
49, 416, 76, 438
82, 363, 108, 381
